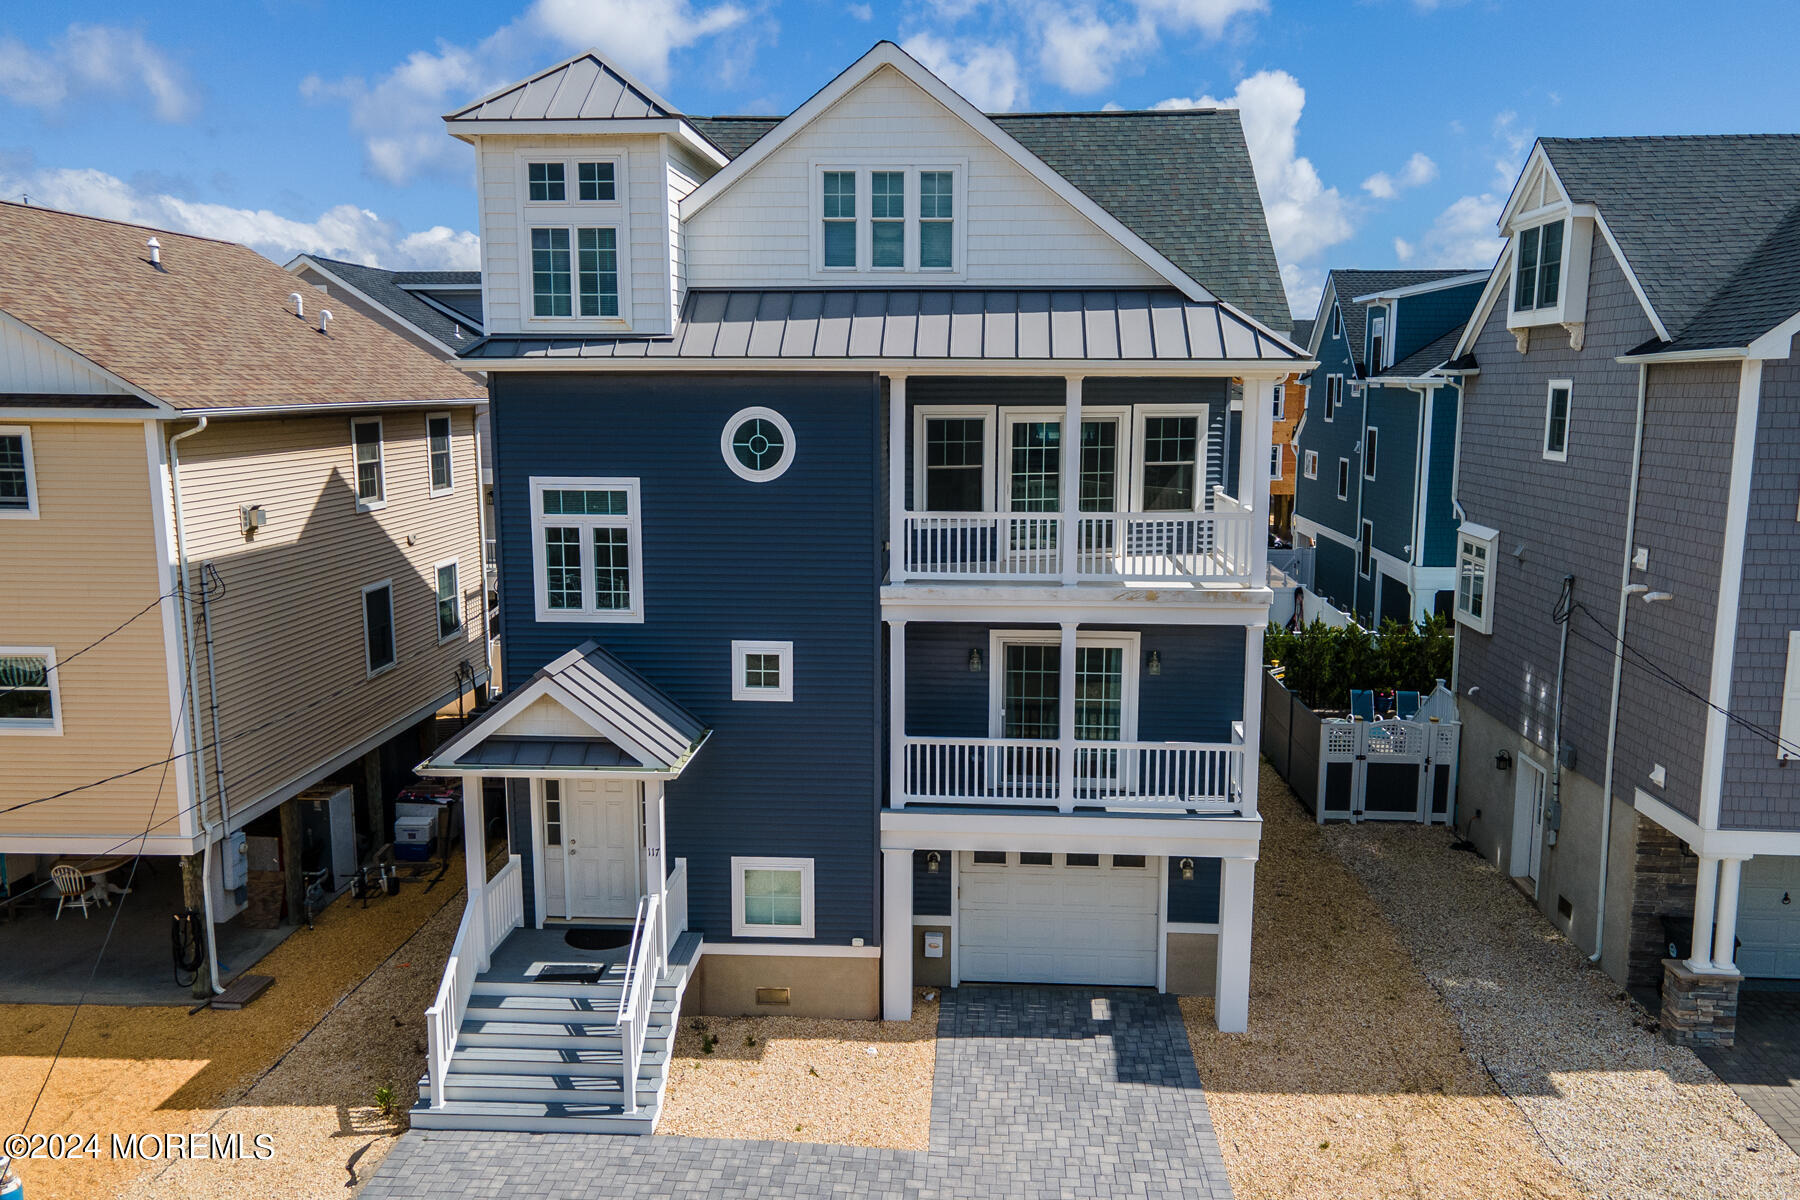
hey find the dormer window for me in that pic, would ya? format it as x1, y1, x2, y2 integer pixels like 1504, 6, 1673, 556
813, 165, 963, 276
578, 162, 615, 202
519, 152, 629, 328
1369, 311, 1387, 370
531, 228, 618, 317
920, 171, 954, 269
822, 171, 856, 267
1514, 219, 1564, 312
528, 162, 565, 201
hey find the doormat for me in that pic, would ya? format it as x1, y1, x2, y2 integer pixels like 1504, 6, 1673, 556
533, 967, 604, 983
565, 927, 632, 951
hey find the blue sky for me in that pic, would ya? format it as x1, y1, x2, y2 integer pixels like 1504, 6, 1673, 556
3, 1, 1795, 321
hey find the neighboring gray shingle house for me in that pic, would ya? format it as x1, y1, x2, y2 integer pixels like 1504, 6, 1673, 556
1449, 135, 1800, 1046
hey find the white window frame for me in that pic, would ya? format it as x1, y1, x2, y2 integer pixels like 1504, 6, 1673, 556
1272, 386, 1286, 421
351, 417, 386, 512
0, 646, 62, 735
1779, 630, 1800, 761
1130, 405, 1208, 513
1000, 405, 1132, 515
732, 640, 794, 702
517, 149, 631, 332
1510, 216, 1567, 317
1363, 425, 1379, 481
1369, 310, 1387, 371
528, 476, 645, 623
1323, 374, 1342, 422
1542, 379, 1572, 463
0, 426, 38, 520
1269, 443, 1283, 480
731, 856, 815, 938
913, 405, 994, 513
986, 628, 1141, 741
1330, 305, 1343, 339
1454, 523, 1499, 635
1337, 458, 1350, 501
721, 406, 797, 483
426, 411, 455, 497
809, 161, 967, 280
1303, 449, 1318, 480
361, 580, 397, 678
1358, 520, 1374, 579
434, 558, 463, 644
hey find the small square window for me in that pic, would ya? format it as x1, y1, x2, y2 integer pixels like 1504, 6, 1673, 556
528, 162, 566, 202
578, 161, 615, 201
732, 640, 793, 702
732, 856, 814, 938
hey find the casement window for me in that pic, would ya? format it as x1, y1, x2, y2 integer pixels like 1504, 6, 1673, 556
352, 418, 385, 510
1514, 219, 1565, 312
427, 413, 454, 495
1358, 520, 1374, 579
919, 412, 989, 511
731, 856, 815, 938
435, 560, 462, 642
1543, 380, 1572, 461
1138, 414, 1200, 511
1269, 444, 1283, 480
1369, 311, 1387, 370
1363, 426, 1379, 480
1779, 631, 1800, 761
732, 640, 793, 702
1455, 523, 1498, 634
1304, 449, 1318, 479
871, 171, 904, 269
822, 170, 857, 267
920, 170, 954, 269
1337, 458, 1350, 501
0, 427, 36, 518
529, 477, 644, 622
362, 581, 396, 676
0, 648, 60, 734
531, 227, 618, 318
1323, 374, 1342, 421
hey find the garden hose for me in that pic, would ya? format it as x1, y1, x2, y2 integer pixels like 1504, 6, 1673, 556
171, 908, 208, 987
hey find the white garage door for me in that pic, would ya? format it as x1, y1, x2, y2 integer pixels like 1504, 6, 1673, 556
1738, 855, 1800, 978
958, 851, 1159, 986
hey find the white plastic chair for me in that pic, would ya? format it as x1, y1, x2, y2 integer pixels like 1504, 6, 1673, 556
52, 865, 92, 919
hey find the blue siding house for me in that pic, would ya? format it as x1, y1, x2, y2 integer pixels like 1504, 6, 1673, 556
409, 42, 1303, 1132
1292, 269, 1484, 624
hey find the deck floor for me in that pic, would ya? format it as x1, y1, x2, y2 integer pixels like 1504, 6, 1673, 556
482, 926, 634, 985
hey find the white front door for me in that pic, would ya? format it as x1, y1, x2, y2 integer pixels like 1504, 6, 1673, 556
1737, 855, 1800, 978
958, 851, 1159, 986
1512, 758, 1546, 887
563, 779, 640, 919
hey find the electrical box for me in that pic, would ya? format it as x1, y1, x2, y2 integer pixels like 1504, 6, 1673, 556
221, 830, 249, 890
923, 931, 945, 959
239, 504, 267, 535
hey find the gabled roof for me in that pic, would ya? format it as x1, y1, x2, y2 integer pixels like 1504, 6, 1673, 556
446, 48, 682, 122
0, 203, 485, 411
1316, 269, 1475, 376
1375, 323, 1466, 381
290, 255, 483, 353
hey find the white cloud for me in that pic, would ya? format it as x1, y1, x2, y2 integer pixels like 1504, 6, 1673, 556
1405, 192, 1504, 270
906, 33, 1027, 111
0, 23, 197, 122
303, 41, 503, 187
1362, 151, 1437, 199
848, 2, 874, 18
1135, 0, 1267, 38
2, 165, 479, 271
1036, 7, 1157, 94
529, 0, 749, 89
1393, 236, 1414, 262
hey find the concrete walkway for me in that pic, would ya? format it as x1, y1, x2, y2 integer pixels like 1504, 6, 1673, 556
360, 985, 1231, 1199
1698, 988, 1800, 1153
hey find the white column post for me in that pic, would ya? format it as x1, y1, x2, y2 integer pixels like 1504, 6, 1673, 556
1215, 856, 1256, 1032
644, 780, 669, 962
889, 621, 907, 808
1060, 376, 1084, 585
1240, 623, 1265, 814
882, 848, 914, 1021
1236, 377, 1273, 583
462, 775, 488, 968
1057, 621, 1079, 812
889, 375, 908, 584
1712, 856, 1746, 974
1686, 853, 1720, 973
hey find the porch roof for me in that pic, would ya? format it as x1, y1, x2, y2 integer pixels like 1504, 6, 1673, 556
422, 642, 709, 778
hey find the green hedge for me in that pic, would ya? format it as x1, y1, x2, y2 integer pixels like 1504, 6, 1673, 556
1264, 615, 1453, 711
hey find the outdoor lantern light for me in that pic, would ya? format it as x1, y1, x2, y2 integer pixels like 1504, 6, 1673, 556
1495, 749, 1513, 771
1180, 857, 1195, 881
1147, 649, 1162, 676
968, 648, 982, 672
926, 851, 941, 874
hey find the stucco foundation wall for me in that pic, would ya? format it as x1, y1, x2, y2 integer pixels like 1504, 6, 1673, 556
1164, 931, 1218, 996
692, 952, 880, 1019
1449, 702, 1520, 869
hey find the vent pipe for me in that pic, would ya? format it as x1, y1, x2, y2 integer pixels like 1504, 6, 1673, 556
289, 291, 304, 319
318, 309, 332, 335
146, 237, 162, 268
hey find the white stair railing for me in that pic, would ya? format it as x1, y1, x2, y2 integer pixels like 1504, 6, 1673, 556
612, 891, 664, 1116
424, 854, 523, 1109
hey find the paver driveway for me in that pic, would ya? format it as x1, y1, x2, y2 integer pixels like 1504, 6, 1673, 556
361, 985, 1231, 1199
1697, 988, 1800, 1153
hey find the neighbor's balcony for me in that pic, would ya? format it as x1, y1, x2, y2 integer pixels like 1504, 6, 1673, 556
895, 489, 1257, 586
894, 723, 1247, 813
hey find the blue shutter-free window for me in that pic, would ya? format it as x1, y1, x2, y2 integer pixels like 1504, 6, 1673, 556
577, 227, 619, 317
532, 228, 572, 317
578, 161, 615, 201
920, 171, 953, 268
871, 171, 904, 268
528, 162, 566, 202
822, 171, 856, 267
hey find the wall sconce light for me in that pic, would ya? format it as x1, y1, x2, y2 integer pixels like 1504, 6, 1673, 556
1147, 649, 1162, 676
1495, 750, 1512, 771
925, 851, 941, 875
1179, 857, 1195, 881
968, 648, 982, 672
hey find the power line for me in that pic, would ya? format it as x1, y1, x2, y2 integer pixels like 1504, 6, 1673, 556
0, 567, 224, 700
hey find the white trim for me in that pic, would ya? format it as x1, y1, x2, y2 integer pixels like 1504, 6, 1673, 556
350, 416, 386, 512
721, 406, 797, 483
1748, 305, 1800, 360
459, 355, 1308, 377
703, 942, 882, 958
879, 808, 1263, 858
1130, 404, 1208, 512
426, 411, 456, 496
912, 404, 994, 511
0, 309, 174, 411
1633, 787, 1800, 858
527, 476, 645, 623
1303, 449, 1318, 480
0, 645, 62, 735
1542, 379, 1572, 462
429, 672, 673, 773
880, 589, 1274, 625
730, 855, 816, 939
0, 425, 39, 519
731, 639, 794, 702
987, 627, 1139, 741
1166, 921, 1222, 935
361, 580, 396, 677
1453, 524, 1498, 635
433, 557, 464, 643
1349, 272, 1491, 303
145, 423, 197, 840
1362, 424, 1379, 481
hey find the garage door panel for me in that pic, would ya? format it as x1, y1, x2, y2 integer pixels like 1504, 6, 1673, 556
958, 852, 1158, 987
1736, 856, 1800, 979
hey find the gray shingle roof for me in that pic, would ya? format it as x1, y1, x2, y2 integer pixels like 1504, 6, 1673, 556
1377, 324, 1466, 379
690, 110, 1290, 332
1290, 317, 1314, 346
1541, 136, 1800, 352
302, 256, 483, 349
463, 288, 1301, 364
1323, 270, 1475, 375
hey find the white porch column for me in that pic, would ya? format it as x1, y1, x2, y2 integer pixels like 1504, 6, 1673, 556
1236, 378, 1274, 583
890, 621, 907, 809
882, 848, 914, 1021
644, 780, 669, 961
1712, 856, 1747, 974
1240, 623, 1265, 815
1057, 621, 1079, 812
1686, 853, 1720, 973
889, 375, 908, 584
462, 775, 488, 967
1060, 376, 1084, 585
1215, 855, 1256, 1032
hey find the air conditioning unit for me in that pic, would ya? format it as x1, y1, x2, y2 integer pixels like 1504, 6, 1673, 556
239, 504, 267, 535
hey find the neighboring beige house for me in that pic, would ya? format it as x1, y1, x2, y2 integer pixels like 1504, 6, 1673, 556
0, 203, 488, 986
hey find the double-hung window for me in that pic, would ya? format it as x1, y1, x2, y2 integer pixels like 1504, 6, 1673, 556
1543, 380, 1572, 461
920, 414, 988, 511
1455, 523, 1498, 634
427, 413, 454, 495
1304, 450, 1318, 479
363, 582, 396, 676
871, 171, 904, 269
920, 170, 954, 269
352, 418, 385, 510
1270, 444, 1283, 480
435, 560, 462, 642
1272, 387, 1286, 421
0, 648, 59, 733
0, 427, 36, 518
1514, 219, 1565, 312
530, 477, 644, 622
1139, 415, 1200, 510
1369, 311, 1387, 371
822, 171, 857, 268
1363, 426, 1379, 480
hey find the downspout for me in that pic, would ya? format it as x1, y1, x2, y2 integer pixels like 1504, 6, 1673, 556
1448, 374, 1468, 693
200, 566, 228, 831
1550, 575, 1574, 867
168, 417, 224, 996
1589, 363, 1649, 965
1410, 384, 1430, 617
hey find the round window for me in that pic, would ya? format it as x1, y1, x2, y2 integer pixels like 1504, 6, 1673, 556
721, 407, 796, 482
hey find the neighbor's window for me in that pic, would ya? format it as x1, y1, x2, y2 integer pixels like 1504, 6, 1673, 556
922, 415, 987, 511
871, 171, 904, 269
0, 428, 36, 517
530, 478, 643, 621
0, 649, 59, 733
1324, 374, 1342, 421
1514, 219, 1565, 312
527, 162, 565, 202
1455, 524, 1498, 635
363, 582, 396, 676
1370, 311, 1387, 370
578, 161, 616, 202
1304, 450, 1318, 479
427, 413, 454, 494
1272, 386, 1286, 421
1331, 305, 1343, 338
732, 857, 814, 937
1337, 458, 1350, 501
822, 171, 856, 268
1543, 380, 1572, 461
1363, 427, 1379, 480
1270, 443, 1283, 480
732, 640, 793, 702
920, 171, 954, 269
1140, 415, 1200, 510
1359, 520, 1374, 578
352, 418, 385, 509
435, 561, 462, 641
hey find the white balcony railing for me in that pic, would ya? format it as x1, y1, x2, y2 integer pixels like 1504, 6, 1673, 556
897, 736, 1245, 812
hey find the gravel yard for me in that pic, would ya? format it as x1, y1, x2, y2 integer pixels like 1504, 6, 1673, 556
658, 989, 939, 1149
1324, 815, 1800, 1200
